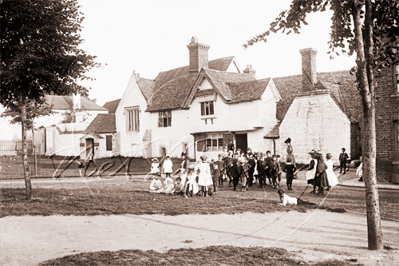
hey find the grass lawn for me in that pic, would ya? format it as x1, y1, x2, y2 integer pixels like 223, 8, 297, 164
39, 246, 362, 266
0, 155, 184, 179
1, 177, 398, 220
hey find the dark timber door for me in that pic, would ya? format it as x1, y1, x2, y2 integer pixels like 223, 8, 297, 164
235, 134, 247, 152
86, 138, 94, 158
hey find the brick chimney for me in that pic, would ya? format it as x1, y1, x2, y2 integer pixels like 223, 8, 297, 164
187, 36, 210, 73
299, 48, 318, 92
73, 93, 81, 110
243, 64, 256, 78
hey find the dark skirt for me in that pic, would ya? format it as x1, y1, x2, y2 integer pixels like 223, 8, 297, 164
315, 172, 329, 188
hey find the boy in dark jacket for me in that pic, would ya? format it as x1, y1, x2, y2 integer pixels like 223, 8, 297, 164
246, 153, 255, 187
230, 158, 240, 191
339, 148, 349, 174
257, 153, 267, 188
283, 158, 297, 190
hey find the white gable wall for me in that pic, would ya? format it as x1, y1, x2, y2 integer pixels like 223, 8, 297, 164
115, 73, 151, 157
278, 93, 351, 165
149, 109, 194, 159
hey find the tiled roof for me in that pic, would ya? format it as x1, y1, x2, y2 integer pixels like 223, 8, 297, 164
204, 69, 256, 101
135, 74, 156, 101
45, 95, 108, 111
84, 114, 116, 134
146, 57, 235, 112
153, 56, 235, 90
228, 78, 271, 103
103, 99, 121, 114
146, 74, 198, 112
264, 122, 281, 139
273, 70, 362, 122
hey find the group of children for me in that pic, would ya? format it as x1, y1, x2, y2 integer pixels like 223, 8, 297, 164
148, 147, 300, 196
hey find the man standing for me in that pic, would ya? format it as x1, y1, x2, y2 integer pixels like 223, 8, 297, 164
227, 140, 235, 154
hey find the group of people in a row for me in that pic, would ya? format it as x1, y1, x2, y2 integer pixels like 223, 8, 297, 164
148, 147, 300, 196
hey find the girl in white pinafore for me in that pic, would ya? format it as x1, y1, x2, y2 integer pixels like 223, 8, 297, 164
325, 153, 339, 189
163, 156, 173, 177
195, 156, 213, 197
186, 165, 199, 196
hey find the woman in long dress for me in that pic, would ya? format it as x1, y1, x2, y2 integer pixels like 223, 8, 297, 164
195, 156, 213, 197
180, 152, 190, 187
325, 153, 339, 189
315, 153, 329, 195
305, 150, 318, 193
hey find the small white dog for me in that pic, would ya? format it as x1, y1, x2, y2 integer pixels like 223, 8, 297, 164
278, 188, 297, 206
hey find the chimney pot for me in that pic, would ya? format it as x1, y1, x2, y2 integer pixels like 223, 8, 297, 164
299, 48, 318, 93
244, 64, 256, 78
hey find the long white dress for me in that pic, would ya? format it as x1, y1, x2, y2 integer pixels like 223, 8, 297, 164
195, 162, 213, 187
163, 159, 173, 174
325, 159, 339, 187
187, 172, 199, 194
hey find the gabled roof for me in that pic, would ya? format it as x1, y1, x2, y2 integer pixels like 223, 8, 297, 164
146, 57, 236, 112
203, 68, 256, 101
273, 70, 362, 123
84, 114, 116, 134
45, 95, 108, 112
134, 73, 156, 101
153, 56, 235, 90
103, 99, 121, 114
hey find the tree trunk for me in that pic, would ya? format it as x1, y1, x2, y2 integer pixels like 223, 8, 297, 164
352, 1, 383, 250
21, 98, 33, 200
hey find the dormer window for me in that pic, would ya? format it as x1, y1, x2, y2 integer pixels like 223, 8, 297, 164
201, 101, 214, 116
395, 63, 399, 93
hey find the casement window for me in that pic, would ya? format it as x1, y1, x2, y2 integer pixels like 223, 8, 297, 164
200, 101, 214, 116
158, 110, 171, 127
206, 133, 224, 151
394, 63, 399, 93
126, 107, 140, 132
106, 135, 112, 151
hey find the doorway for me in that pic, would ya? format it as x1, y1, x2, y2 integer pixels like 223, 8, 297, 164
86, 138, 94, 158
235, 134, 247, 152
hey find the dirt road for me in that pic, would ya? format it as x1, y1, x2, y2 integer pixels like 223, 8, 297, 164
1, 211, 398, 265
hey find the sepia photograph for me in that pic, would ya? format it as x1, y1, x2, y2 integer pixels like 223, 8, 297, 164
0, 0, 398, 265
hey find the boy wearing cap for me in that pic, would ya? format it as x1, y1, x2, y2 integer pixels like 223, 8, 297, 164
283, 157, 297, 190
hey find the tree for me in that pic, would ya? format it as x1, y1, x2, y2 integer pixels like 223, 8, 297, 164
245, 0, 399, 250
0, 0, 100, 200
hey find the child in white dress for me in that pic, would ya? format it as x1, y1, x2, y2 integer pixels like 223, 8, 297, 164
150, 176, 163, 193
163, 176, 175, 194
186, 164, 199, 197
325, 153, 339, 189
163, 156, 173, 178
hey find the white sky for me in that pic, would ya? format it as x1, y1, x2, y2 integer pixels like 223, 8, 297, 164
77, 0, 356, 106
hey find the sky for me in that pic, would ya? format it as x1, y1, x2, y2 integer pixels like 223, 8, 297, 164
77, 0, 356, 106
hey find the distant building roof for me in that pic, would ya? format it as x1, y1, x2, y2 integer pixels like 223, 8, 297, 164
45, 95, 108, 112
273, 70, 362, 123
103, 99, 121, 114
84, 114, 116, 134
